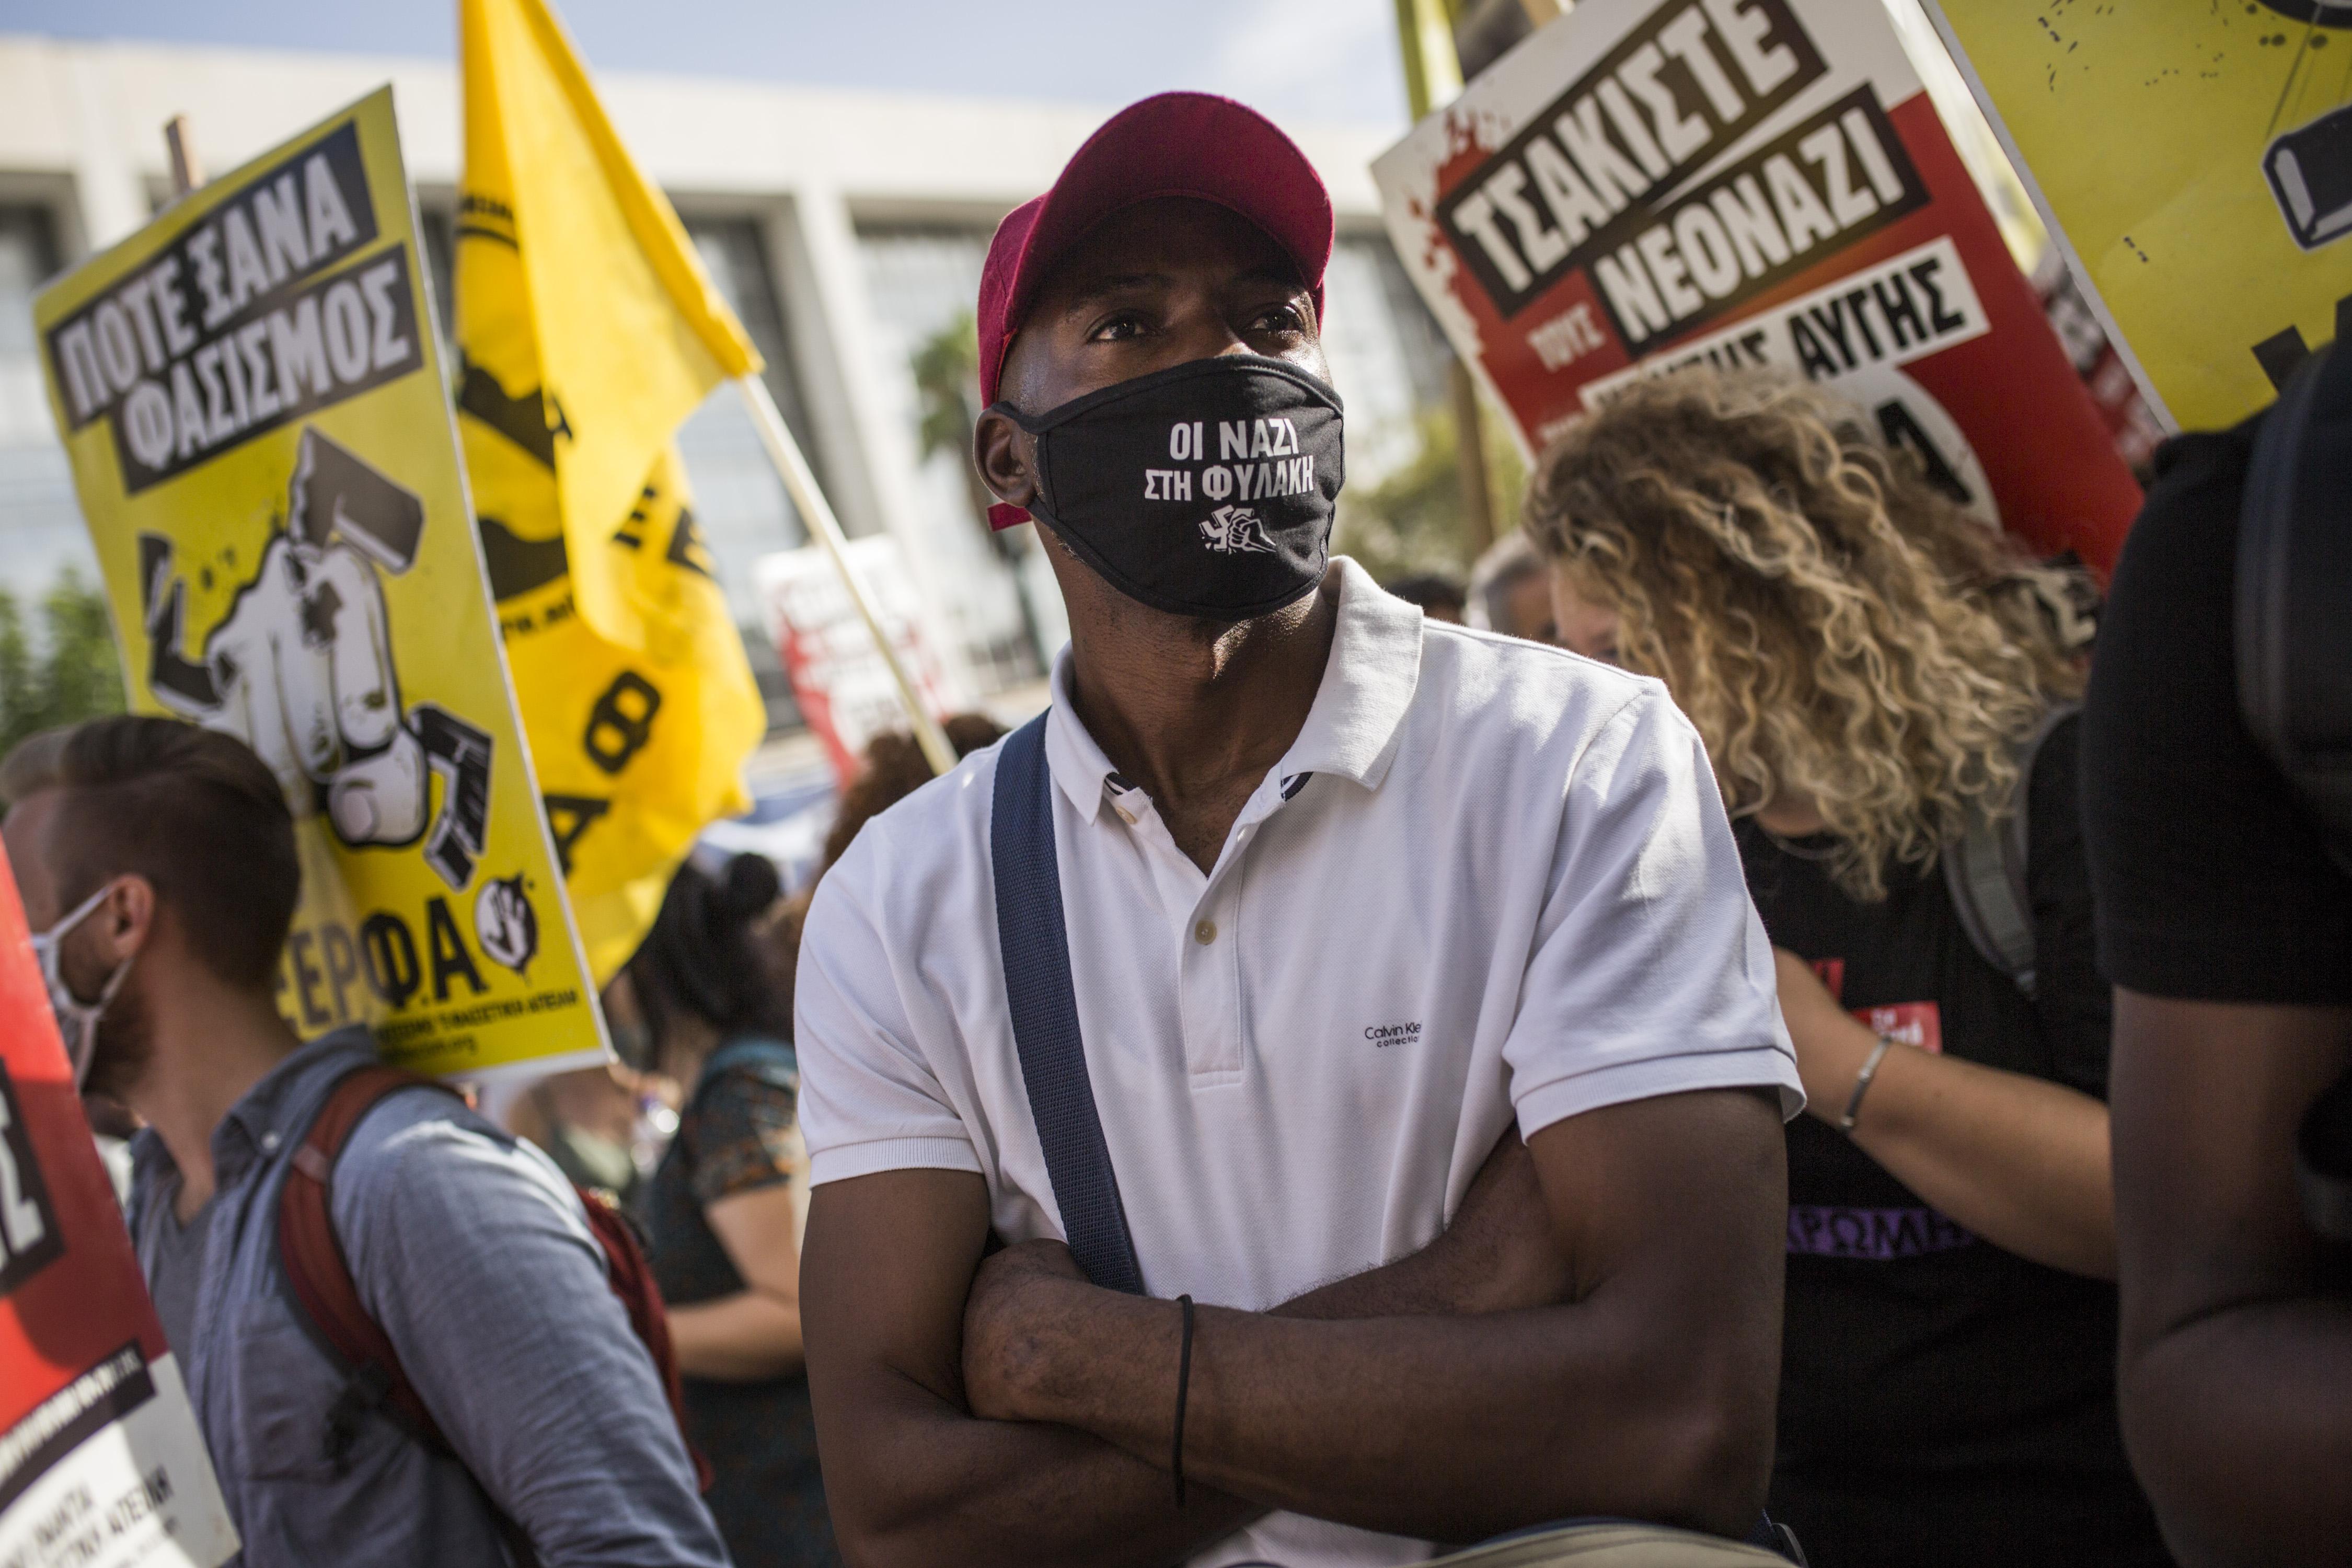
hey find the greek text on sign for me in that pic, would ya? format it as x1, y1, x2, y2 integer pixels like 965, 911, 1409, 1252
33, 89, 606, 1082
0, 1066, 62, 1305
41, 124, 416, 493
1371, 0, 2146, 572
1580, 236, 1987, 407
1583, 86, 1927, 350
1440, 0, 1829, 318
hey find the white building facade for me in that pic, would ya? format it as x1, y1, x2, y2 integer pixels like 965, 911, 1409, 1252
0, 37, 1453, 728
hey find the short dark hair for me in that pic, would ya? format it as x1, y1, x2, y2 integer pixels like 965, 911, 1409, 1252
0, 717, 298, 990
821, 713, 1009, 872
628, 854, 792, 1049
1381, 573, 1467, 617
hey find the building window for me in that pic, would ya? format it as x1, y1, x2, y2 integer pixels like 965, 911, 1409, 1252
856, 224, 1054, 695
678, 216, 819, 733
0, 204, 103, 608
0, 205, 59, 441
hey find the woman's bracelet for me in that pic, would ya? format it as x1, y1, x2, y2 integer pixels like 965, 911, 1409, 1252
1839, 1035, 1896, 1133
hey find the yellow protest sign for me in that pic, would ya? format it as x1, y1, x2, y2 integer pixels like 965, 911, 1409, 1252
1926, 4, 2352, 430
458, 0, 768, 981
33, 88, 605, 1081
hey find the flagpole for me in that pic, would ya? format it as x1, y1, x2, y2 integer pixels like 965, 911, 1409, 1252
734, 376, 959, 777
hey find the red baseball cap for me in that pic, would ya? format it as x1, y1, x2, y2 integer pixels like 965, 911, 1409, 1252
977, 91, 1335, 529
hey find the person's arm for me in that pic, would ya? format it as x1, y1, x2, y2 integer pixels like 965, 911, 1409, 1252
801, 1126, 1573, 1568
2111, 991, 2352, 1566
796, 834, 1248, 1568
664, 1068, 808, 1381
959, 1087, 1784, 1544
342, 1106, 729, 1568
1772, 948, 2115, 1278
667, 1183, 803, 1380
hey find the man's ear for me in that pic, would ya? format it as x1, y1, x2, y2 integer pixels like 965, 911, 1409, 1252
974, 409, 1037, 511
93, 876, 159, 966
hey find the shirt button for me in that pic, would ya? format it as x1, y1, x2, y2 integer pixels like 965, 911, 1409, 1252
261, 1132, 281, 1153
1194, 919, 1217, 946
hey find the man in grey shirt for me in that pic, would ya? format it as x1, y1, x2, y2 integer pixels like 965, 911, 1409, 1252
1, 716, 728, 1568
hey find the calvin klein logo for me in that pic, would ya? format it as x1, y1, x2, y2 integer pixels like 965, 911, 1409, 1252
1365, 1021, 1422, 1047
1200, 503, 1277, 555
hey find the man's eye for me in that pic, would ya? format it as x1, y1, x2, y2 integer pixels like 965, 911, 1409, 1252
1253, 305, 1305, 333
1090, 313, 1148, 342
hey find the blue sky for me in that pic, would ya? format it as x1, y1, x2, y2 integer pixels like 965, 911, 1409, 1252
2, 0, 1414, 129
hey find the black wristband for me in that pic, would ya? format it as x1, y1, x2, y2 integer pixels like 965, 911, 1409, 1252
1172, 1294, 1195, 1508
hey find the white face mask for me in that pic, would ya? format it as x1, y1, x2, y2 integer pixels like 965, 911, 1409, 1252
28, 882, 136, 1092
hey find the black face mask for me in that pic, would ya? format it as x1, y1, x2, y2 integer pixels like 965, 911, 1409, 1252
991, 354, 1345, 620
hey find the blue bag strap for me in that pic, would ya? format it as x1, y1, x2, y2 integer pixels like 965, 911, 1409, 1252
989, 713, 1148, 1295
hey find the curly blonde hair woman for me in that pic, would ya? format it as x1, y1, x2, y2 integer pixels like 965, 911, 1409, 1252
1524, 370, 2085, 902
1523, 368, 2170, 1568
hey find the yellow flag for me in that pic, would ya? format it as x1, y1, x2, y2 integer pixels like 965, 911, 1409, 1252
458, 0, 768, 981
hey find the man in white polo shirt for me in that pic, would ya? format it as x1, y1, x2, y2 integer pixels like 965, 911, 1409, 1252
794, 92, 1802, 1568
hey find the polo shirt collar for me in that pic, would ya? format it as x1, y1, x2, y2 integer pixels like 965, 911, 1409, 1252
1044, 653, 1122, 824
1278, 558, 1423, 792
1042, 557, 1424, 820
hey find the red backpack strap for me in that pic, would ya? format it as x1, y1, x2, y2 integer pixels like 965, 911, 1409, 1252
573, 1186, 713, 1493
277, 1063, 460, 1463
279, 1067, 712, 1504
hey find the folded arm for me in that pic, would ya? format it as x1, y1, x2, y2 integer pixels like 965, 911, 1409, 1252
801, 1128, 1572, 1568
962, 1087, 1786, 1544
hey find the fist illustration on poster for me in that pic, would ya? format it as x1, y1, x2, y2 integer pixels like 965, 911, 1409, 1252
143, 426, 494, 890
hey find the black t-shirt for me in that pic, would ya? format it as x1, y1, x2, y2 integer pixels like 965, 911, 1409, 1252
1741, 720, 2166, 1562
2082, 419, 2352, 1001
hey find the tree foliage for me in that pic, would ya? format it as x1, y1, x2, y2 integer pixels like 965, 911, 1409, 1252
908, 309, 1005, 535
910, 308, 982, 466
0, 570, 127, 755
1333, 400, 1527, 585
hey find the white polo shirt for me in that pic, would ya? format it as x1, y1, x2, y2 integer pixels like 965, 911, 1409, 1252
795, 558, 1800, 1568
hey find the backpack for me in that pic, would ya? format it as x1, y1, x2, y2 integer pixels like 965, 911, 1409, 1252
2240, 340, 2352, 874
2238, 342, 2352, 1239
275, 1064, 708, 1552
1939, 702, 2081, 996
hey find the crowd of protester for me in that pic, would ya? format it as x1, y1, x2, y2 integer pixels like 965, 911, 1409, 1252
8, 85, 2348, 1568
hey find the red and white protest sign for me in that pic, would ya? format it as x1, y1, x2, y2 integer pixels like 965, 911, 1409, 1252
0, 847, 237, 1567
755, 536, 974, 786
1371, 0, 2142, 572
